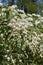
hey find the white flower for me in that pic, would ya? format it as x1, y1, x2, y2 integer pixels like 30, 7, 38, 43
28, 22, 33, 26
7, 57, 10, 61
4, 19, 7, 21
40, 54, 43, 57
27, 17, 33, 21
27, 14, 32, 17
40, 17, 43, 22
19, 60, 22, 62
39, 34, 43, 37
20, 13, 26, 18
17, 9, 24, 14
23, 29, 27, 34
35, 20, 40, 25
36, 14, 41, 17
14, 16, 17, 19
32, 13, 36, 16
5, 55, 7, 58
12, 5, 17, 9
7, 50, 10, 53
2, 8, 6, 11
1, 34, 3, 38
16, 27, 21, 30
33, 31, 37, 36
8, 23, 12, 26
40, 34, 43, 37
1, 12, 4, 16
12, 12, 15, 15
32, 13, 40, 17
12, 59, 15, 63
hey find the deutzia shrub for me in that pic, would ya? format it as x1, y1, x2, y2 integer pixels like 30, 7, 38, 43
0, 5, 43, 65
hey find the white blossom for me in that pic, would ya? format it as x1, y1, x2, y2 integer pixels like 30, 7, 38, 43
7, 57, 10, 61
1, 33, 3, 37
32, 13, 41, 17
35, 20, 40, 25
5, 55, 7, 58
2, 8, 6, 11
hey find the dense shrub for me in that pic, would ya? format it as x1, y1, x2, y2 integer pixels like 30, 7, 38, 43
0, 5, 43, 65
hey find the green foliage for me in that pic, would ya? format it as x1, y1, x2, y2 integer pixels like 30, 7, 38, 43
0, 5, 43, 65
18, 0, 43, 14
